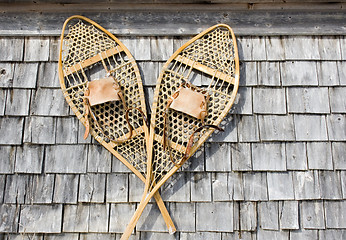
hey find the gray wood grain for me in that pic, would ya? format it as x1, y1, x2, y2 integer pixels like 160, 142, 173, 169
231, 143, 252, 171
0, 204, 19, 233
324, 201, 346, 228
106, 173, 128, 202
0, 117, 24, 145
329, 87, 346, 113
140, 232, 179, 240
294, 115, 328, 141
37, 62, 60, 88
53, 174, 79, 204
205, 143, 231, 171
191, 172, 212, 202
0, 146, 15, 173
14, 144, 43, 173
45, 145, 87, 173
319, 171, 343, 199
287, 87, 330, 113
293, 171, 321, 200
63, 204, 89, 232
137, 203, 168, 232
240, 202, 257, 231
267, 172, 295, 200
150, 37, 174, 61
286, 142, 308, 170
128, 173, 145, 202
161, 172, 191, 202
196, 202, 233, 232
212, 173, 232, 201
337, 61, 346, 85
327, 114, 346, 141
55, 117, 79, 144
79, 174, 106, 203
181, 232, 221, 240
332, 142, 346, 170
169, 203, 195, 232
19, 204, 62, 233
318, 37, 342, 60
31, 174, 54, 204
307, 142, 333, 170
222, 232, 252, 240
265, 36, 286, 61
23, 116, 56, 144
257, 62, 281, 86
134, 37, 151, 61
109, 203, 135, 233
285, 36, 320, 60
24, 37, 50, 62
138, 62, 159, 86
259, 201, 279, 230
231, 87, 253, 115
5, 89, 31, 116
252, 143, 286, 171
319, 229, 346, 240
251, 37, 266, 61
88, 204, 109, 233
0, 37, 24, 61
290, 229, 318, 240
258, 115, 295, 141
253, 88, 286, 114
279, 201, 299, 230
237, 37, 252, 61
301, 200, 325, 229
0, 63, 15, 88
12, 63, 38, 88
281, 61, 318, 86
87, 144, 112, 173
317, 61, 340, 86
243, 172, 268, 201
239, 61, 257, 86
79, 233, 115, 240
237, 115, 259, 142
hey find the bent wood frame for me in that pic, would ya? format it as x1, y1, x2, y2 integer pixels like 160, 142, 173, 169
58, 15, 176, 233
121, 24, 240, 239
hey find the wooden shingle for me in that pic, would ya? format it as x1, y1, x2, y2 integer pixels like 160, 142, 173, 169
237, 37, 251, 61
169, 203, 195, 232
279, 201, 299, 230
243, 172, 268, 201
24, 116, 56, 144
301, 201, 325, 229
79, 174, 106, 203
138, 62, 159, 86
257, 62, 281, 86
19, 204, 62, 233
318, 37, 342, 60
319, 229, 346, 240
12, 63, 38, 88
5, 89, 31, 116
4, 175, 30, 204
327, 114, 346, 141
258, 115, 295, 141
252, 143, 286, 171
0, 90, 6, 116
207, 116, 237, 143
307, 142, 333, 170
285, 36, 320, 60
287, 87, 330, 113
31, 174, 54, 204
231, 143, 252, 171
87, 144, 112, 173
63, 204, 89, 232
196, 202, 233, 232
30, 88, 69, 116
319, 171, 343, 200
128, 173, 144, 202
294, 115, 328, 141
239, 61, 257, 86
56, 117, 79, 144
79, 233, 115, 240
251, 37, 266, 61
317, 61, 340, 86
134, 37, 151, 61
15, 144, 43, 174
231, 87, 253, 115
338, 61, 346, 85
0, 37, 24, 61
212, 172, 243, 201
53, 174, 79, 204
240, 202, 257, 231
37, 62, 60, 88
106, 173, 128, 203
253, 88, 286, 114
140, 232, 178, 240
237, 115, 259, 142
265, 37, 285, 61
0, 117, 24, 145
0, 146, 15, 174
181, 232, 221, 240
150, 37, 174, 61
0, 63, 15, 88
258, 201, 279, 230
24, 37, 50, 62
161, 172, 191, 202
290, 229, 318, 240
0, 204, 19, 233
88, 204, 109, 233
281, 61, 318, 86
109, 203, 135, 233
324, 201, 346, 228
137, 203, 167, 232
45, 145, 87, 173
286, 142, 308, 170
267, 172, 295, 200
191, 172, 211, 202
49, 37, 60, 62
256, 229, 289, 240
205, 143, 231, 171
293, 171, 321, 200
329, 87, 346, 113
332, 142, 346, 170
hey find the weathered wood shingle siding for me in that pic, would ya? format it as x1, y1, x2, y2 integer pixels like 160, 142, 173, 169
0, 2, 345, 239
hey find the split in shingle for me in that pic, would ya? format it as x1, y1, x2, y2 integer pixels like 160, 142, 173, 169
267, 172, 295, 200
258, 201, 279, 230
286, 142, 308, 170
332, 142, 346, 170
0, 204, 19, 233
279, 201, 299, 230
19, 204, 62, 233
327, 114, 346, 141
0, 146, 15, 173
284, 36, 320, 60
243, 172, 268, 201
0, 63, 15, 88
0, 90, 7, 116
294, 115, 328, 141
53, 174, 79, 204
231, 143, 252, 171
191, 172, 211, 202
106, 173, 128, 203
205, 143, 231, 171
317, 61, 340, 86
63, 204, 89, 232
301, 201, 325, 229
240, 202, 257, 231
13, 63, 38, 88
265, 36, 286, 61
257, 62, 281, 86
253, 88, 286, 114
45, 145, 87, 173
341, 171, 346, 199
324, 201, 346, 228
196, 202, 233, 232
0, 37, 24, 61
24, 37, 50, 62
287, 87, 330, 113
4, 174, 31, 204
24, 116, 56, 144
161, 172, 191, 202
212, 172, 238, 201
318, 37, 342, 60
79, 174, 106, 203
252, 143, 286, 171
258, 115, 295, 141
281, 61, 318, 86
109, 203, 135, 233
293, 171, 321, 200
307, 142, 333, 170
15, 144, 43, 174
319, 171, 343, 200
